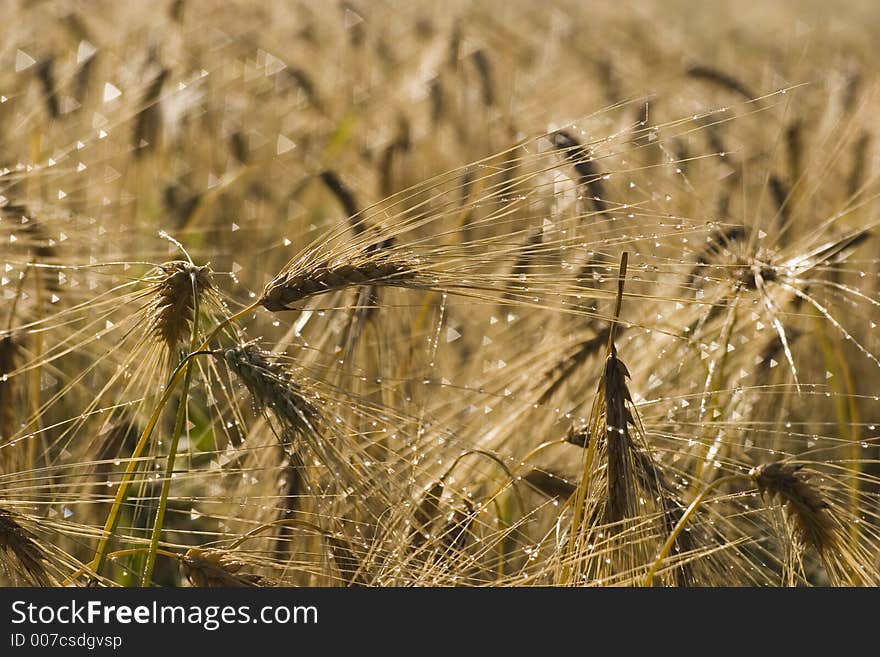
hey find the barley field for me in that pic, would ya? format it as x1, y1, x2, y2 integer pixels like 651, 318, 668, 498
1, 0, 879, 587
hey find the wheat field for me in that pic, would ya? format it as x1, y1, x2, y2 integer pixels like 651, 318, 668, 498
1, 0, 879, 587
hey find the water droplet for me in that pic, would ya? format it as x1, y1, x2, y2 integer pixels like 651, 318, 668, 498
15, 50, 35, 72
103, 83, 122, 103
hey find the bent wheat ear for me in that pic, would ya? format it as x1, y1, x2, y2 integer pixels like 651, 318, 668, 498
0, 508, 51, 586
149, 261, 213, 352
750, 462, 837, 554
221, 344, 319, 437
686, 65, 757, 101
550, 129, 609, 217
182, 548, 267, 587
260, 258, 422, 311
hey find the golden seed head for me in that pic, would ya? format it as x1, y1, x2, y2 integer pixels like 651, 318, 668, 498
150, 261, 213, 352
751, 462, 837, 554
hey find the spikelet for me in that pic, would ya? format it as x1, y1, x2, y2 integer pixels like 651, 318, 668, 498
260, 257, 421, 311
0, 508, 51, 586
148, 261, 213, 353
603, 351, 637, 523
221, 344, 319, 438
750, 462, 837, 555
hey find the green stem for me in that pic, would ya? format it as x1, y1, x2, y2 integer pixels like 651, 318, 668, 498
199, 301, 261, 351
90, 301, 259, 580
89, 351, 209, 578
141, 363, 193, 586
